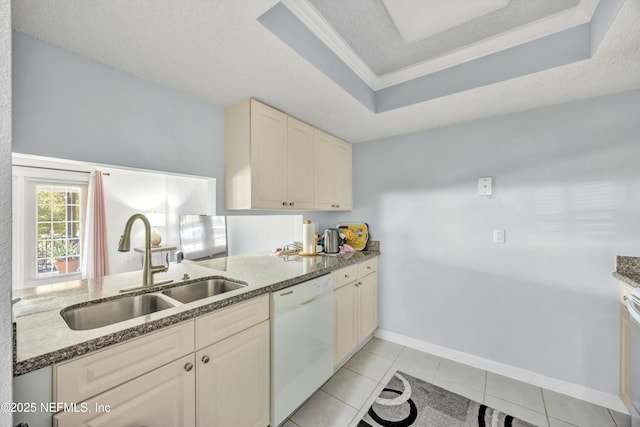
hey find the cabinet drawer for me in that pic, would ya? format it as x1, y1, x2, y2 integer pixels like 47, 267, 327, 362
54, 354, 196, 427
358, 257, 378, 278
333, 265, 358, 290
54, 320, 195, 404
620, 281, 635, 305
196, 294, 269, 349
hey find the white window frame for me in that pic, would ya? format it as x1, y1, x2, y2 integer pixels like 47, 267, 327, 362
12, 166, 89, 290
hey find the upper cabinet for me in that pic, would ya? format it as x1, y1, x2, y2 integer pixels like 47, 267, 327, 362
314, 129, 352, 211
224, 99, 351, 211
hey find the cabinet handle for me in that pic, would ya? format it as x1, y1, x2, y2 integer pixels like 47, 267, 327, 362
289, 202, 294, 207
201, 355, 210, 364
184, 362, 194, 372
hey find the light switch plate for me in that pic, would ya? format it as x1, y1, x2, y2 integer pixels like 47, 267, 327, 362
493, 229, 505, 244
478, 177, 493, 196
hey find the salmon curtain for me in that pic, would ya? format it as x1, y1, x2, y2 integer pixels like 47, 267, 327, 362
82, 170, 110, 278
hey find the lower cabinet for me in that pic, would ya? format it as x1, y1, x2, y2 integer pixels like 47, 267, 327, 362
333, 257, 379, 367
52, 295, 271, 427
54, 354, 196, 427
197, 321, 270, 427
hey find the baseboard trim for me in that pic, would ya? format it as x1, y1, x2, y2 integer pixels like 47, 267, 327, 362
374, 328, 629, 414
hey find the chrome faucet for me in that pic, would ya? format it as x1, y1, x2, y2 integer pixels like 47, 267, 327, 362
117, 213, 170, 288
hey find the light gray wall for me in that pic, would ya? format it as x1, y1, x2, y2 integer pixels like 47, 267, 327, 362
0, 0, 12, 422
325, 90, 640, 395
12, 33, 228, 210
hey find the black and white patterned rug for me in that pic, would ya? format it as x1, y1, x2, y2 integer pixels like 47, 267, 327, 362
358, 371, 538, 427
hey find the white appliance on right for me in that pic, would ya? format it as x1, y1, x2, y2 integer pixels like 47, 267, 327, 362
628, 289, 640, 426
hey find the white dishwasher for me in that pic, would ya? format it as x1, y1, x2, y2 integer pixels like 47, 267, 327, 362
271, 274, 334, 427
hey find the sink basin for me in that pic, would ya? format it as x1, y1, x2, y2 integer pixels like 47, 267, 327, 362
61, 294, 178, 331
162, 278, 247, 304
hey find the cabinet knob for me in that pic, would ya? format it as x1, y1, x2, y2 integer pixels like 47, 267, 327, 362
336, 204, 340, 208
289, 202, 294, 207
345, 274, 349, 278
331, 204, 336, 208
184, 362, 194, 372
624, 295, 628, 301
367, 266, 371, 270
282, 201, 288, 206
201, 355, 210, 364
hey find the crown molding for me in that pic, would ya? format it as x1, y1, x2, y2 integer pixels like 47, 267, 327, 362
281, 0, 599, 91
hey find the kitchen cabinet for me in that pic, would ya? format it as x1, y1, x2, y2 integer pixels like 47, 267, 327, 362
54, 355, 196, 427
54, 320, 195, 404
197, 321, 270, 427
333, 257, 378, 367
52, 295, 270, 427
314, 129, 352, 211
620, 281, 633, 411
224, 99, 314, 210
224, 98, 351, 211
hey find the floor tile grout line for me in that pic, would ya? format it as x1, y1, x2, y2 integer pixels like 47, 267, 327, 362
359, 341, 405, 363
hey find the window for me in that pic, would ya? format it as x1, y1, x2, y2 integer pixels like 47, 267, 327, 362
35, 185, 82, 277
12, 166, 89, 290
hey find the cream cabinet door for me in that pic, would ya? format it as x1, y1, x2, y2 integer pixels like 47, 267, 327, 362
314, 130, 352, 210
197, 320, 270, 427
334, 282, 358, 366
250, 99, 288, 209
334, 138, 352, 210
313, 129, 337, 210
358, 273, 378, 340
287, 117, 315, 209
53, 355, 196, 427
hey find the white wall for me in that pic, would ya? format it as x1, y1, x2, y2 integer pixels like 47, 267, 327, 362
11, 32, 229, 209
0, 0, 11, 419
323, 90, 640, 398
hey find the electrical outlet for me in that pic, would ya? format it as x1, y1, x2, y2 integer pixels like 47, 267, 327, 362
493, 229, 505, 244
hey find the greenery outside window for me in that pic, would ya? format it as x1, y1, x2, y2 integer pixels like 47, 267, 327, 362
36, 185, 82, 277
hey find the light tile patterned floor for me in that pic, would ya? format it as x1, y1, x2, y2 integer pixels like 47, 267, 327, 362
284, 337, 631, 427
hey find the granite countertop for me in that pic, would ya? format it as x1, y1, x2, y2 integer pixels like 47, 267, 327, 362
13, 248, 379, 376
613, 255, 640, 288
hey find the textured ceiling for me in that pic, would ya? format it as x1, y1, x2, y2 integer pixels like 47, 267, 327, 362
309, 0, 580, 76
10, 0, 640, 143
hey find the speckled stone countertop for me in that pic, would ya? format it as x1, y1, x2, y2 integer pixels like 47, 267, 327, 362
613, 256, 640, 288
12, 249, 379, 376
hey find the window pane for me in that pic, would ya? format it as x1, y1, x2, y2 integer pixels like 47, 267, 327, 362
37, 204, 51, 222
70, 221, 81, 237
37, 223, 51, 237
52, 222, 66, 235
51, 204, 66, 221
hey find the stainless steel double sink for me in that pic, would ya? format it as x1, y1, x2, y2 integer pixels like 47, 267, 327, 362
61, 278, 247, 331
